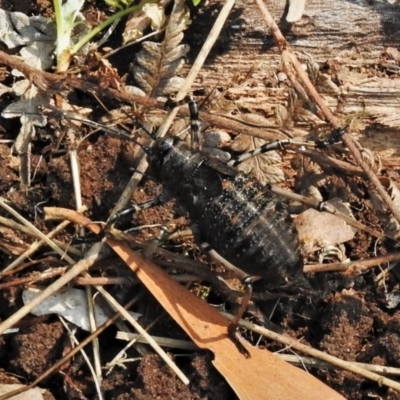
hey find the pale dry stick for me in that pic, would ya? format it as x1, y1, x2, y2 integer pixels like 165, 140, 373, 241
375, 263, 394, 285
85, 287, 103, 383
252, 0, 400, 226
76, 276, 128, 285
86, 274, 190, 385
0, 271, 127, 291
1, 257, 61, 277
60, 317, 103, 400
107, 157, 149, 220
277, 354, 400, 376
0, 218, 75, 276
107, 0, 236, 220
106, 315, 161, 374
0, 197, 75, 265
0, 267, 68, 290
0, 240, 104, 336
0, 215, 42, 236
0, 215, 82, 259
157, 0, 236, 137
117, 332, 199, 351
224, 314, 400, 392
70, 150, 85, 239
0, 296, 139, 400
44, 207, 190, 385
304, 252, 400, 274
70, 149, 103, 383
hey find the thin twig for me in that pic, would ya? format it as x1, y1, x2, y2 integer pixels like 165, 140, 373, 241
276, 353, 400, 376
106, 316, 161, 374
70, 149, 103, 383
117, 331, 199, 351
0, 273, 127, 291
0, 240, 104, 335
252, 0, 400, 225
0, 217, 78, 276
60, 318, 103, 400
0, 197, 76, 265
224, 313, 400, 392
304, 252, 400, 274
0, 296, 139, 400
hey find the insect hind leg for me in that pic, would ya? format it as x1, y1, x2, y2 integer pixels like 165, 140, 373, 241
200, 241, 261, 357
109, 197, 162, 226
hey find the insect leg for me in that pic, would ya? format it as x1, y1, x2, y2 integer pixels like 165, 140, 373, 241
109, 197, 163, 225
73, 198, 165, 244
142, 219, 177, 259
165, 96, 201, 149
199, 241, 261, 357
227, 127, 346, 167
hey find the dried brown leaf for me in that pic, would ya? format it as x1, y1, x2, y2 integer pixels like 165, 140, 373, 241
295, 199, 356, 256
108, 236, 345, 400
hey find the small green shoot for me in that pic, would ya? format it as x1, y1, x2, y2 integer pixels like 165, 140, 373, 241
53, 0, 85, 71
53, 0, 158, 72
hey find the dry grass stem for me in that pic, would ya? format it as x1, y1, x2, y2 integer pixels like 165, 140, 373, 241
117, 331, 199, 351
277, 354, 400, 376
226, 313, 400, 392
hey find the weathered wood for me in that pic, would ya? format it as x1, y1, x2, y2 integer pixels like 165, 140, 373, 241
186, 0, 400, 160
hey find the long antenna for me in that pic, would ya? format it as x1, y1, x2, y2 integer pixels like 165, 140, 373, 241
39, 105, 151, 155
119, 108, 157, 141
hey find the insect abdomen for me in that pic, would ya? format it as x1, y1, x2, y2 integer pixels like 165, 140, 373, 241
153, 139, 305, 290
195, 174, 304, 287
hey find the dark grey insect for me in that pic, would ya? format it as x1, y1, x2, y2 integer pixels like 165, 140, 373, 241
61, 98, 346, 354
147, 134, 307, 295
118, 99, 345, 299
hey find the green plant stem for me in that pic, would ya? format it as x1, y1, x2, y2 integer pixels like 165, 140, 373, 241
71, 0, 158, 54
53, 0, 63, 57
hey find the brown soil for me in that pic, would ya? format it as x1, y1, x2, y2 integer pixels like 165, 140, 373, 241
1, 0, 400, 399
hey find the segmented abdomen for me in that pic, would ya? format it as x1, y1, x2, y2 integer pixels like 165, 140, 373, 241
196, 174, 304, 288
